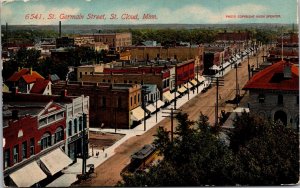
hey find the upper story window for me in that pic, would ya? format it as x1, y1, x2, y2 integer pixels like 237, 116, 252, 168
55, 127, 64, 143
68, 121, 72, 136
79, 117, 82, 131
74, 119, 78, 134
258, 94, 265, 103
278, 94, 283, 105
296, 96, 299, 105
21, 141, 27, 160
118, 97, 122, 109
4, 149, 10, 169
102, 97, 106, 108
13, 145, 19, 164
41, 132, 52, 150
30, 138, 35, 156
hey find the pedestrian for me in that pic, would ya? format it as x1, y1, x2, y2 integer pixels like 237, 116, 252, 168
96, 151, 99, 158
102, 147, 105, 152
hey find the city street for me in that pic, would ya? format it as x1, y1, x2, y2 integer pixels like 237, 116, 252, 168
80, 48, 265, 186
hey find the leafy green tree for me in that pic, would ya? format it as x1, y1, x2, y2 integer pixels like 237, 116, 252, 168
230, 115, 299, 185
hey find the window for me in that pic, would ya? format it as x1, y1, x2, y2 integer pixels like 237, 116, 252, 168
49, 114, 55, 122
39, 118, 47, 126
13, 145, 19, 164
103, 79, 106, 82
68, 121, 72, 136
21, 141, 27, 160
4, 149, 10, 169
131, 97, 133, 106
258, 94, 265, 103
138, 94, 140, 103
102, 97, 106, 108
80, 72, 82, 78
55, 127, 64, 143
134, 95, 136, 104
57, 112, 64, 119
278, 94, 283, 105
41, 133, 51, 150
297, 96, 299, 104
30, 138, 35, 156
79, 117, 82, 131
74, 119, 78, 134
118, 97, 122, 109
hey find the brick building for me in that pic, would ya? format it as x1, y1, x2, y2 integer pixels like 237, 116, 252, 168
216, 31, 252, 42
80, 33, 132, 50
52, 81, 143, 129
3, 92, 89, 187
243, 60, 299, 128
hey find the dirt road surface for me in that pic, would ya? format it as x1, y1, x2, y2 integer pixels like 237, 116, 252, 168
81, 49, 264, 186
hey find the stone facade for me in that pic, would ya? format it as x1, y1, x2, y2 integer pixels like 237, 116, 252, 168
247, 90, 299, 128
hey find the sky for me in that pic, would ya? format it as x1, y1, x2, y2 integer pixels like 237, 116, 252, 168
1, 0, 298, 25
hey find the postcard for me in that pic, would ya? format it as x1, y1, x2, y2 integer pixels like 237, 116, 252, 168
1, 0, 299, 187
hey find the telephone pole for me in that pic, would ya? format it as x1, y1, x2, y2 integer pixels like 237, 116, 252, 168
211, 76, 224, 126
162, 108, 181, 142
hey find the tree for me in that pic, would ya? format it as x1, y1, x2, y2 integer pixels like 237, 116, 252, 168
230, 114, 299, 185
120, 112, 299, 186
120, 113, 235, 186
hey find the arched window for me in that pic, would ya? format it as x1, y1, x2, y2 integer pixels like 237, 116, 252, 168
74, 119, 78, 134
68, 121, 72, 136
79, 117, 82, 131
41, 132, 51, 150
54, 127, 64, 143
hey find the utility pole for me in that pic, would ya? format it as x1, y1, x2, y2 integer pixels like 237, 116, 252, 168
142, 86, 150, 131
162, 108, 181, 142
235, 63, 240, 107
174, 65, 177, 110
155, 97, 158, 123
211, 76, 224, 126
196, 64, 199, 94
247, 54, 250, 80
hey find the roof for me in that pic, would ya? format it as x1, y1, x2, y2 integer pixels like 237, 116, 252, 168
30, 79, 50, 94
243, 60, 299, 91
7, 68, 44, 83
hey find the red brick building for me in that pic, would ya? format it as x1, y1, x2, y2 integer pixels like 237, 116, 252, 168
52, 81, 142, 129
3, 92, 89, 187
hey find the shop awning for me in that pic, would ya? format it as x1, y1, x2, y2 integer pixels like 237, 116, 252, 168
146, 104, 156, 113
222, 61, 231, 69
131, 106, 146, 121
177, 86, 187, 93
190, 79, 198, 86
210, 65, 221, 70
10, 161, 47, 187
40, 148, 73, 176
196, 76, 206, 83
157, 100, 165, 108
152, 100, 164, 108
184, 82, 193, 89
163, 91, 174, 102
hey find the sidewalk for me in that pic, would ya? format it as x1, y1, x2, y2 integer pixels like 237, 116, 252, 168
46, 50, 255, 187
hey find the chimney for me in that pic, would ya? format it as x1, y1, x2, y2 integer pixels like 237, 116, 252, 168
59, 21, 62, 38
283, 61, 292, 79
12, 110, 19, 120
